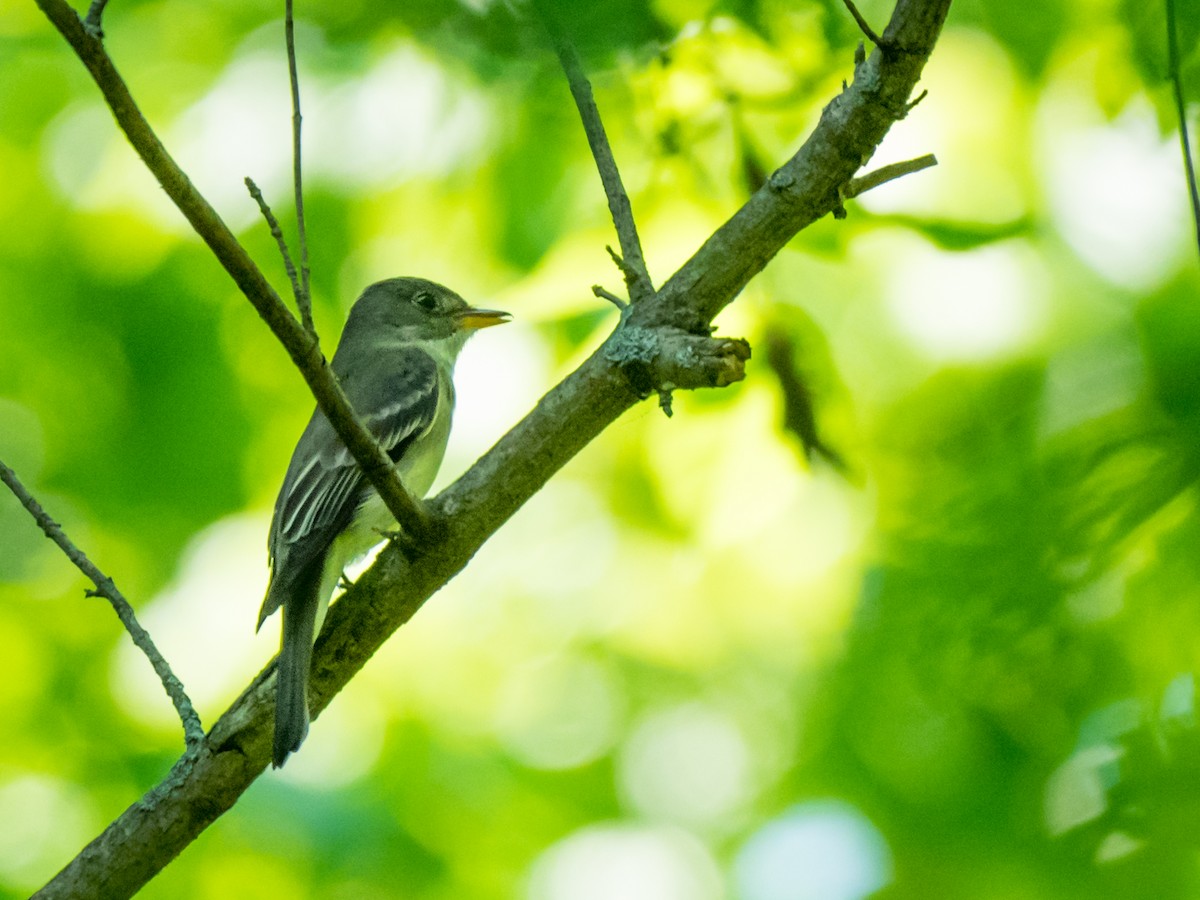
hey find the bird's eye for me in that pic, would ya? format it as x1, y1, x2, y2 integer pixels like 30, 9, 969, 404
413, 291, 438, 311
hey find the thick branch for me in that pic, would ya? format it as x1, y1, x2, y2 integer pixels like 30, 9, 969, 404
0, 459, 203, 748
32, 0, 951, 895
33, 0, 430, 539
604, 328, 751, 394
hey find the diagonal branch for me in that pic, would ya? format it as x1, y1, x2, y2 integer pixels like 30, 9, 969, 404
0, 459, 204, 748
245, 177, 303, 301
33, 0, 431, 541
536, 1, 655, 303
31, 0, 952, 895
842, 0, 885, 48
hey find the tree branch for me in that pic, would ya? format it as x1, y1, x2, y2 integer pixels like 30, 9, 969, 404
841, 0, 885, 48
245, 177, 303, 302
593, 284, 629, 310
285, 0, 313, 329
0, 459, 204, 749
603, 328, 751, 393
82, 0, 108, 37
842, 152, 937, 199
536, 1, 655, 303
30, 0, 952, 895
32, 0, 431, 541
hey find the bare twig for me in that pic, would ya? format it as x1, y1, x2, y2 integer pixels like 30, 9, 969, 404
285, 0, 313, 329
536, 2, 654, 303
1167, 0, 1200, 260
33, 0, 430, 542
842, 153, 937, 199
244, 2, 312, 331
245, 177, 303, 302
657, 390, 674, 417
0, 458, 204, 749
82, 0, 109, 37
593, 284, 628, 310
842, 0, 885, 48
907, 88, 929, 113
605, 244, 644, 289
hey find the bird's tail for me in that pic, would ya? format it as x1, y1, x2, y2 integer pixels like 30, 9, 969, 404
273, 581, 320, 768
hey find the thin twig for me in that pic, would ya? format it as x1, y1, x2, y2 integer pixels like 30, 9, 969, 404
285, 0, 313, 331
605, 244, 643, 289
1167, 0, 1200, 261
907, 88, 929, 113
0, 458, 204, 749
83, 0, 109, 38
842, 153, 937, 199
841, 0, 885, 48
535, 1, 654, 303
245, 177, 302, 302
593, 284, 628, 310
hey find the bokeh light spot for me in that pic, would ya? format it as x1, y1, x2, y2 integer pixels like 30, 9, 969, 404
495, 653, 624, 770
617, 703, 752, 831
883, 239, 1047, 361
526, 823, 722, 900
733, 800, 892, 900
0, 775, 93, 891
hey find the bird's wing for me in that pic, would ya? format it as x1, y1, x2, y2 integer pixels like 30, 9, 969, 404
262, 348, 441, 612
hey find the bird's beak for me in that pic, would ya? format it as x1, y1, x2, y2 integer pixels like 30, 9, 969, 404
455, 307, 512, 330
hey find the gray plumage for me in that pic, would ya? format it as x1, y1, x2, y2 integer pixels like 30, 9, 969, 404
260, 277, 508, 767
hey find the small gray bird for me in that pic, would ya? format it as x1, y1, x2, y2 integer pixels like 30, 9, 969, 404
259, 277, 509, 767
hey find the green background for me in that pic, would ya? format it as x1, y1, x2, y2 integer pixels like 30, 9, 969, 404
2, 0, 1200, 897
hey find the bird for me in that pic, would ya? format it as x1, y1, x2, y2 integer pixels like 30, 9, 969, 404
259, 277, 510, 767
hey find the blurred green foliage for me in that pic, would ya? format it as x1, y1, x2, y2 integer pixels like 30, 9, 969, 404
2, 0, 1200, 898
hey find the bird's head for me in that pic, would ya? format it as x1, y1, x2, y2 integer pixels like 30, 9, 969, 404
342, 277, 510, 346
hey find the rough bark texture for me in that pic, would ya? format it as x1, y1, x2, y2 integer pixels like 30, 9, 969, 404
31, 0, 952, 896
